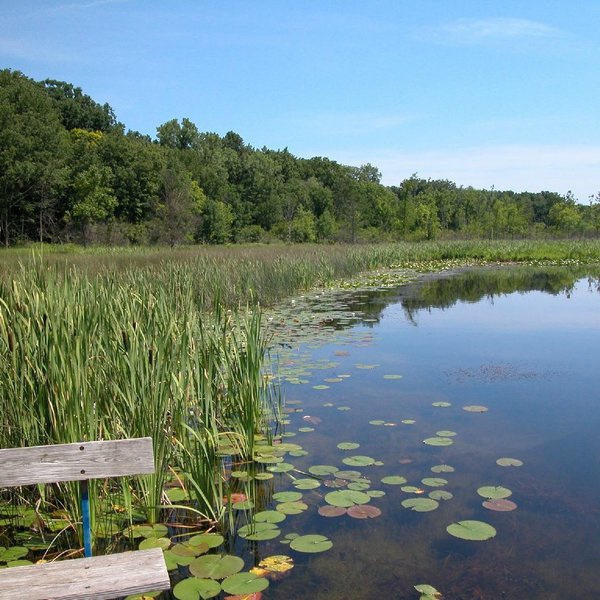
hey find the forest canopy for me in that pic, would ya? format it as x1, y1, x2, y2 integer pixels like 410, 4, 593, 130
1, 69, 598, 247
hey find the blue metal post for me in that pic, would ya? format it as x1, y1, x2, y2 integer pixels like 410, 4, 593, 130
80, 479, 92, 557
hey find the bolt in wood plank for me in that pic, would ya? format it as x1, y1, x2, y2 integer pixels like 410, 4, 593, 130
0, 548, 170, 600
0, 438, 155, 487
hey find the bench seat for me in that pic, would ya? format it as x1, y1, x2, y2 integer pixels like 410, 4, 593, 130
0, 547, 170, 600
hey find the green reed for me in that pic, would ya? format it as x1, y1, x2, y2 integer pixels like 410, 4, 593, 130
0, 260, 277, 550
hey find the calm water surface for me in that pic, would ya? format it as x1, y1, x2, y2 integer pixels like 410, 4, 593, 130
252, 268, 600, 599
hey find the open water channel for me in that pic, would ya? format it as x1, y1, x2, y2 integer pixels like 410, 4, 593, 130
242, 266, 600, 599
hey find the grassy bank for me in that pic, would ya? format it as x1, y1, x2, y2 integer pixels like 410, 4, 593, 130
2, 239, 600, 309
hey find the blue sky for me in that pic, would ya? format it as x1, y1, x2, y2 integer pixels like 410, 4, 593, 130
2, 1, 599, 200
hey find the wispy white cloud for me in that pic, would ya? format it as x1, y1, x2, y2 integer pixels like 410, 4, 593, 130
282, 112, 417, 136
424, 17, 562, 44
322, 144, 600, 202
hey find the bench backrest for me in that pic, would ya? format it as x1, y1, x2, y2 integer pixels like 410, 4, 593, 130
0, 437, 155, 488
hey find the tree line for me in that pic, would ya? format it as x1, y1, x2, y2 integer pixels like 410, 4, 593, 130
1, 68, 598, 247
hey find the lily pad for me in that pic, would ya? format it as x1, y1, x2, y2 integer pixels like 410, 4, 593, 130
273, 491, 303, 502
293, 478, 321, 490
436, 430, 456, 437
254, 510, 287, 524
381, 476, 407, 485
342, 455, 375, 466
447, 520, 496, 541
275, 501, 308, 515
318, 505, 347, 517
369, 420, 385, 425
432, 402, 451, 407
429, 490, 453, 501
221, 572, 269, 595
421, 478, 448, 487
423, 437, 453, 446
238, 522, 279, 540
190, 554, 245, 579
383, 374, 403, 379
325, 490, 371, 507
496, 457, 523, 467
308, 465, 339, 476
289, 534, 333, 553
431, 464, 455, 473
337, 442, 360, 450
483, 498, 518, 512
477, 486, 512, 499
401, 498, 439, 512
347, 505, 382, 519
173, 577, 221, 600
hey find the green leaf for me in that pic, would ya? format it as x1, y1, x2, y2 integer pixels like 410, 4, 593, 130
221, 572, 269, 594
421, 477, 447, 487
447, 520, 496, 541
173, 577, 221, 600
325, 490, 371, 507
401, 498, 439, 512
496, 457, 523, 467
308, 464, 339, 476
423, 437, 453, 446
477, 486, 512, 499
189, 554, 245, 579
381, 476, 407, 485
342, 455, 375, 466
337, 442, 360, 450
289, 534, 333, 553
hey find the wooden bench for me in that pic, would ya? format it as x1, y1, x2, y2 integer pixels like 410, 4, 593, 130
0, 438, 171, 600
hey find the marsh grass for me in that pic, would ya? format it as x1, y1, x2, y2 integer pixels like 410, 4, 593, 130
0, 260, 277, 551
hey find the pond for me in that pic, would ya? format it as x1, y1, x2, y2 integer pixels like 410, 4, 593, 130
245, 266, 600, 599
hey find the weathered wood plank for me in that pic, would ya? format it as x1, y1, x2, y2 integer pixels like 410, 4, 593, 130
0, 438, 155, 487
0, 548, 170, 600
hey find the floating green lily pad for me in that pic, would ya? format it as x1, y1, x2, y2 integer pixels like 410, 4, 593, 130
436, 430, 456, 437
275, 501, 308, 515
401, 419, 416, 425
173, 577, 221, 600
369, 419, 385, 425
431, 464, 455, 473
325, 490, 371, 507
336, 470, 362, 480
342, 455, 375, 466
238, 523, 281, 541
221, 572, 269, 595
254, 510, 287, 524
381, 476, 407, 485
337, 442, 360, 450
139, 537, 171, 551
421, 478, 448, 487
289, 534, 333, 553
189, 554, 245, 579
429, 490, 453, 501
496, 457, 523, 467
414, 583, 441, 598
432, 402, 451, 407
267, 462, 294, 473
477, 486, 512, 499
383, 374, 403, 379
312, 385, 330, 390
423, 437, 453, 446
308, 465, 339, 476
447, 520, 496, 540
401, 498, 439, 512
293, 478, 321, 490
298, 427, 314, 433
273, 491, 303, 502
187, 533, 224, 549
